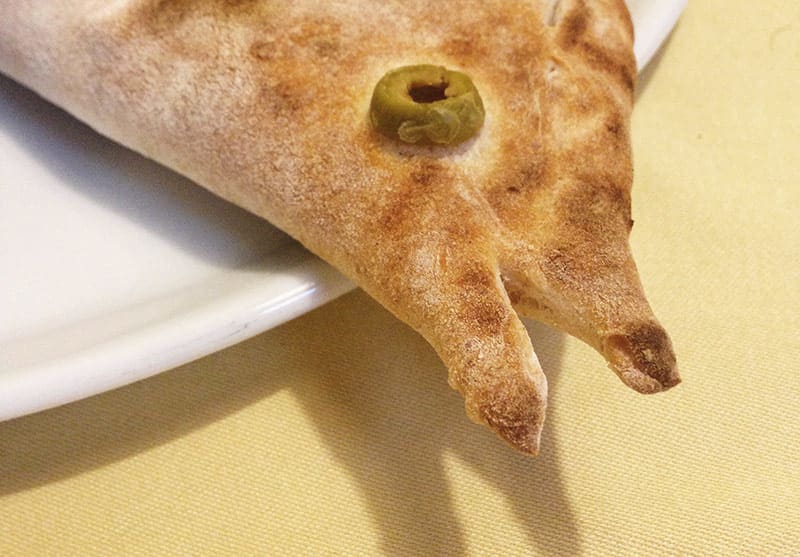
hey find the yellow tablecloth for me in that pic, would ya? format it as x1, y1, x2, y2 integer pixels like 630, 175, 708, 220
2, 1, 799, 554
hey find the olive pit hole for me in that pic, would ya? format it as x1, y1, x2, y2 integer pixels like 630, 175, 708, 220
408, 82, 449, 103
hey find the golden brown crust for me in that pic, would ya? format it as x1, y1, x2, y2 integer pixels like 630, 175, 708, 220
0, 0, 678, 455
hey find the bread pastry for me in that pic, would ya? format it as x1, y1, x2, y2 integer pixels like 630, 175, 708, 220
0, 0, 679, 454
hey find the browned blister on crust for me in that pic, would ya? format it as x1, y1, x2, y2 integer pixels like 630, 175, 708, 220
0, 0, 678, 454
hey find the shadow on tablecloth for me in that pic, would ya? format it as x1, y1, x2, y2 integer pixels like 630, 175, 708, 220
0, 289, 578, 556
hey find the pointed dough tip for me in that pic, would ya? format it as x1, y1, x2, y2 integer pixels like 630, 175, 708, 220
605, 323, 680, 393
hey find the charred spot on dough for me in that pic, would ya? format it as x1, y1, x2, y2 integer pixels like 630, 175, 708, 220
554, 3, 635, 92
470, 374, 546, 454
599, 112, 631, 149
462, 299, 508, 336
456, 266, 493, 290
578, 41, 636, 93
606, 324, 679, 389
605, 114, 625, 138
481, 406, 539, 453
377, 190, 423, 235
556, 4, 590, 48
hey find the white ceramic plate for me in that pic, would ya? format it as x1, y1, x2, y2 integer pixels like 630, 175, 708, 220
0, 0, 686, 421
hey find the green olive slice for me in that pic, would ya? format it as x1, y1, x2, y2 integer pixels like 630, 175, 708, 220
369, 65, 485, 146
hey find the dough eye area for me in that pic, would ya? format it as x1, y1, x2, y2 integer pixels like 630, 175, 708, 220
369, 65, 485, 146
408, 82, 448, 103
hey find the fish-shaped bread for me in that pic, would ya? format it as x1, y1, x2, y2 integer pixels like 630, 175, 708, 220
0, 0, 679, 454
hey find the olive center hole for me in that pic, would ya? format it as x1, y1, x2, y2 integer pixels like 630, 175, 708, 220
409, 82, 449, 103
